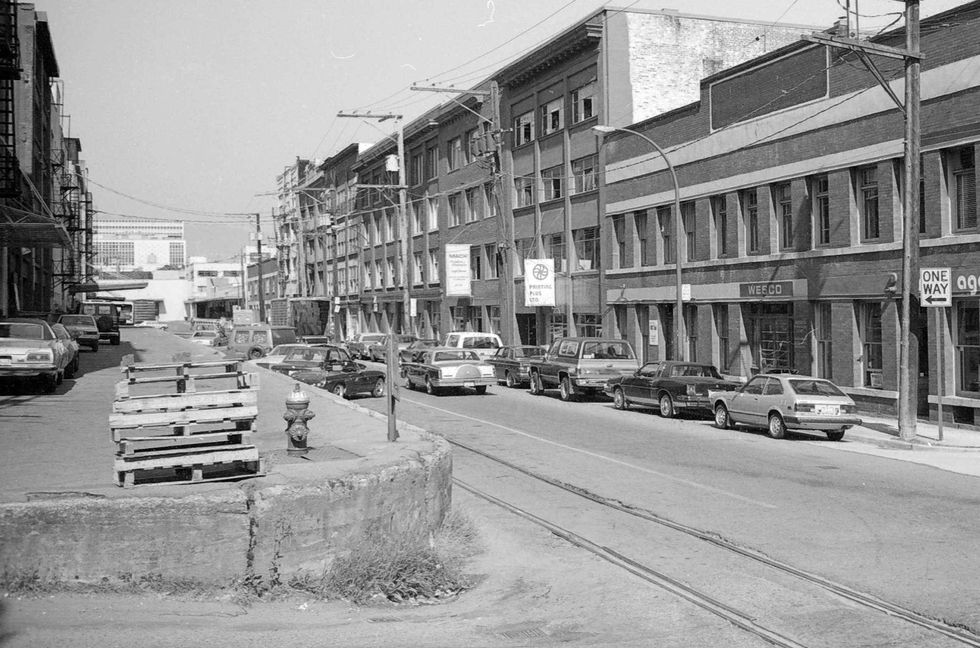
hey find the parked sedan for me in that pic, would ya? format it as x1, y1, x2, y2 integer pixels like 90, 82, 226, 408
190, 330, 226, 347
0, 318, 74, 392
605, 360, 740, 418
402, 348, 495, 395
398, 338, 439, 365
346, 333, 387, 360
254, 344, 311, 369
51, 323, 80, 380
367, 334, 419, 363
487, 345, 546, 388
56, 314, 100, 352
710, 374, 862, 441
273, 345, 385, 399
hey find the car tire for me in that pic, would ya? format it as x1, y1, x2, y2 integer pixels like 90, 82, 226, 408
425, 376, 437, 396
65, 359, 76, 380
529, 372, 543, 395
714, 404, 733, 429
474, 385, 487, 395
613, 387, 628, 410
505, 372, 517, 389
659, 393, 675, 418
826, 429, 846, 442
247, 347, 264, 360
767, 413, 787, 439
559, 376, 575, 402
40, 374, 57, 393
331, 383, 346, 399
371, 377, 385, 398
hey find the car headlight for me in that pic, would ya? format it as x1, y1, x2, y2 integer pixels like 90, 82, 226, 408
26, 351, 53, 362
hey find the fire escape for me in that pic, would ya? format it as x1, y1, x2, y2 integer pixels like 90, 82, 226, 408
0, 0, 19, 198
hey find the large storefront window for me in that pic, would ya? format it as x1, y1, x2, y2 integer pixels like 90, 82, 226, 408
575, 313, 600, 337
861, 302, 884, 388
957, 301, 980, 394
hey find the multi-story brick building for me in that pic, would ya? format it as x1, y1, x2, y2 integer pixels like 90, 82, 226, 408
600, 2, 980, 423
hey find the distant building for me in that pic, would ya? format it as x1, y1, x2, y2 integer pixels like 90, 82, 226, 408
92, 218, 186, 272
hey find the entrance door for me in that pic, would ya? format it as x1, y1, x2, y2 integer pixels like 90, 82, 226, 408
748, 303, 794, 373
517, 313, 537, 346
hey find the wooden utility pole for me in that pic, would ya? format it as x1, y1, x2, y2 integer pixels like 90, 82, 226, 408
804, 0, 921, 440
255, 212, 267, 324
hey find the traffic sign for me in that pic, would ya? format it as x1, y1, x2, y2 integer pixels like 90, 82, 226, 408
920, 267, 951, 307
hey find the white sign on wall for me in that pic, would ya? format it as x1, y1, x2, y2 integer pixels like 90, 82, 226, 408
648, 320, 659, 346
445, 244, 471, 296
524, 259, 556, 307
920, 267, 952, 307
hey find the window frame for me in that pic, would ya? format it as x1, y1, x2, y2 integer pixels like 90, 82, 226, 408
571, 82, 596, 124
858, 165, 880, 240
571, 154, 597, 194
514, 111, 534, 146
742, 188, 759, 254
540, 98, 564, 136
712, 195, 728, 257
813, 174, 831, 246
541, 165, 563, 202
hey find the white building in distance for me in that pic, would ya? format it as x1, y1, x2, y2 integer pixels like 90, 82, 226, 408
92, 218, 186, 272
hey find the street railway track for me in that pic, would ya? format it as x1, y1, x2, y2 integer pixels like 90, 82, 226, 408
449, 437, 980, 648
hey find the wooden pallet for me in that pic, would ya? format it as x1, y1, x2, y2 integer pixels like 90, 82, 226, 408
115, 372, 258, 400
109, 404, 258, 438
113, 444, 261, 488
112, 387, 258, 415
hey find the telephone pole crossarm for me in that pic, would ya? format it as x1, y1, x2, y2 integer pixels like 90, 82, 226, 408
410, 84, 490, 97
801, 33, 921, 60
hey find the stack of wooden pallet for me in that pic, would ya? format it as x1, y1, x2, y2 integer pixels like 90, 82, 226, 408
110, 357, 263, 487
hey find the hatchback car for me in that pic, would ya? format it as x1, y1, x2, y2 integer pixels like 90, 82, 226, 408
710, 374, 862, 441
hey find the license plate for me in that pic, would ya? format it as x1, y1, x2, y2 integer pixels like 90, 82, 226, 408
464, 381, 475, 388
816, 405, 840, 415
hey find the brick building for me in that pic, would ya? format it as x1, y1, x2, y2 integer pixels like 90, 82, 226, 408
600, 2, 980, 423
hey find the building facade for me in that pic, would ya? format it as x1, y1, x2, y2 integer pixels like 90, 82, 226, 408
600, 2, 980, 423
91, 218, 185, 272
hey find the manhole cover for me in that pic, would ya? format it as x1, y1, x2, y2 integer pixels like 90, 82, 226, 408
266, 446, 361, 464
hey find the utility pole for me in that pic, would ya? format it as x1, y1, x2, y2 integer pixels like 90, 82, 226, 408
803, 0, 921, 441
337, 110, 405, 442
255, 213, 267, 324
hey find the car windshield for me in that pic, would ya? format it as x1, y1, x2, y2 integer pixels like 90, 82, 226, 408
668, 364, 722, 378
270, 345, 305, 356
193, 332, 217, 338
0, 322, 44, 339
59, 315, 94, 326
788, 379, 846, 397
434, 350, 480, 362
514, 346, 544, 358
462, 337, 499, 349
581, 341, 635, 359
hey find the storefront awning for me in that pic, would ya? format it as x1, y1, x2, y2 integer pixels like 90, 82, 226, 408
0, 204, 72, 249
68, 280, 149, 294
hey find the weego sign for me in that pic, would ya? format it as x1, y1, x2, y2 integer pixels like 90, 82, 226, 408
919, 267, 951, 307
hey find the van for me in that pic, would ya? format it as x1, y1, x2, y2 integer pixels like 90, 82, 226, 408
230, 324, 297, 359
442, 331, 503, 360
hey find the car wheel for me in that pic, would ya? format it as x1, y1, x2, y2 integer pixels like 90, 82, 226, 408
559, 376, 575, 402
65, 359, 76, 379
505, 371, 517, 389
659, 393, 675, 418
613, 387, 628, 410
826, 429, 846, 442
714, 404, 733, 429
425, 376, 438, 396
767, 413, 787, 439
474, 385, 487, 395
40, 374, 57, 393
371, 377, 385, 398
331, 383, 347, 399
248, 347, 264, 360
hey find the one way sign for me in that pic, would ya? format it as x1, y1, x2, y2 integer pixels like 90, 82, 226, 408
920, 267, 952, 307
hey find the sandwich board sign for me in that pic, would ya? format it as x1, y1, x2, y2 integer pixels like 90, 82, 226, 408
920, 268, 951, 307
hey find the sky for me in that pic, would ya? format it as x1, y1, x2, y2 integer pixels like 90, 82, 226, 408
34, 0, 968, 262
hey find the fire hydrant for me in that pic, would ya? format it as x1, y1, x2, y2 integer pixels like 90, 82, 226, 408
284, 383, 315, 456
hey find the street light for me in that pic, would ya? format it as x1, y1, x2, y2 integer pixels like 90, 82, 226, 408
593, 125, 685, 361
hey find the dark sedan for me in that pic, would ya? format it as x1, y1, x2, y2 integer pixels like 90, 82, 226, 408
271, 345, 385, 399
487, 345, 546, 388
398, 338, 440, 365
604, 360, 740, 418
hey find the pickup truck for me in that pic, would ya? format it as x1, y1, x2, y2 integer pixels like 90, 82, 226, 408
527, 337, 639, 402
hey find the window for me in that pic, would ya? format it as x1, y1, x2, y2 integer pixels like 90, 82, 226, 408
447, 137, 462, 171
448, 194, 460, 227
197, 269, 218, 277
712, 195, 728, 257
635, 210, 648, 267
957, 300, 980, 394
514, 111, 534, 146
542, 165, 563, 201
571, 82, 595, 123
484, 183, 497, 220
384, 209, 394, 240
683, 202, 696, 261
952, 146, 977, 230
470, 246, 482, 280
411, 200, 422, 234
463, 129, 476, 164
658, 206, 674, 264
464, 187, 478, 222
427, 196, 438, 231
485, 243, 499, 278
815, 302, 832, 380
772, 183, 793, 249
685, 305, 698, 362
428, 249, 439, 282
613, 215, 626, 268
576, 313, 600, 338
540, 98, 563, 135
742, 188, 759, 253
413, 253, 424, 285
813, 174, 830, 245
573, 226, 599, 271
714, 304, 729, 372
425, 144, 438, 179
411, 152, 424, 186
858, 165, 880, 239
547, 232, 566, 272
514, 175, 534, 207
861, 302, 884, 388
514, 238, 533, 276
96, 241, 135, 266
169, 241, 184, 266
571, 155, 597, 194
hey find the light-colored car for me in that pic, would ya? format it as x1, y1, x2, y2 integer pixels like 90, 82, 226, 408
190, 330, 225, 347
254, 344, 312, 369
441, 331, 503, 360
487, 345, 547, 388
0, 318, 74, 392
398, 338, 439, 365
368, 334, 419, 363
710, 374, 862, 441
51, 323, 80, 380
57, 314, 100, 352
402, 347, 496, 395
346, 333, 387, 360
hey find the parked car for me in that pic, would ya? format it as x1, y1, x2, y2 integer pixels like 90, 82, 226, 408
604, 360, 740, 418
78, 301, 121, 345
51, 323, 80, 380
275, 345, 386, 399
528, 337, 639, 401
441, 331, 503, 360
368, 334, 419, 362
189, 330, 226, 347
229, 324, 297, 359
255, 344, 312, 369
299, 335, 335, 345
402, 348, 496, 395
398, 338, 440, 365
56, 313, 100, 352
710, 374, 862, 441
487, 345, 547, 388
0, 318, 75, 392
346, 333, 387, 360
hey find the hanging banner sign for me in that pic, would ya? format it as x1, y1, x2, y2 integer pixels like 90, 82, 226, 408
445, 244, 471, 296
524, 259, 556, 307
